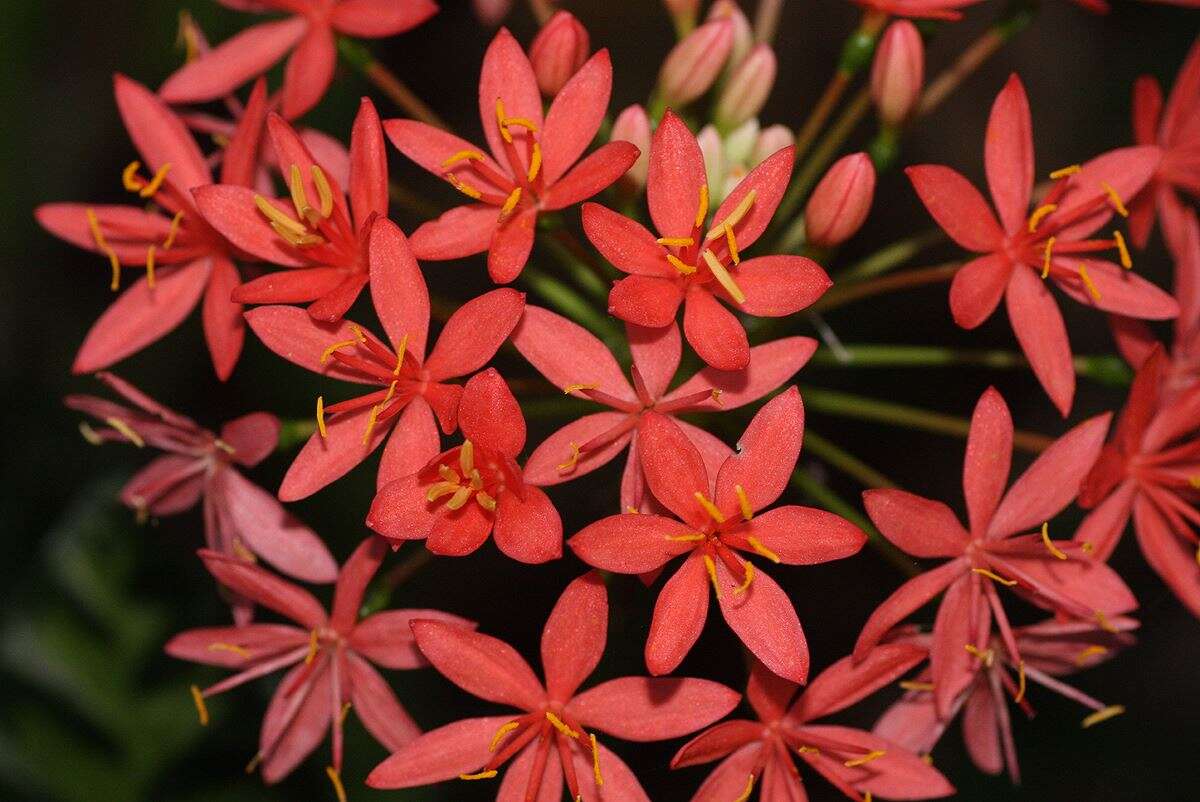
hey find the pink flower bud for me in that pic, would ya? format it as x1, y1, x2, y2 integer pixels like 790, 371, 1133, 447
805, 152, 876, 248
871, 21, 924, 126
752, 124, 794, 165
611, 104, 652, 189
707, 0, 754, 72
471, 0, 512, 27
529, 11, 590, 96
658, 19, 734, 106
715, 44, 777, 131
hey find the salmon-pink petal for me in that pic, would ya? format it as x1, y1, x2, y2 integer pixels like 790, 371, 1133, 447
541, 50, 611, 185
410, 203, 498, 261
931, 576, 984, 718
573, 741, 650, 802
161, 16, 306, 103
541, 571, 607, 701
676, 421, 732, 493
308, 273, 368, 320
383, 119, 509, 191
735, 255, 833, 317
218, 412, 279, 468
638, 412, 712, 527
279, 404, 392, 501
628, 322, 681, 401
715, 386, 803, 515
512, 305, 635, 402
905, 165, 1003, 252
990, 549, 1137, 617
714, 560, 808, 684
369, 217, 429, 358
348, 98, 389, 229
198, 549, 327, 629
367, 473, 440, 542
568, 676, 739, 740
685, 288, 749, 371
366, 715, 516, 788
329, 535, 386, 631
494, 485, 562, 564
541, 142, 640, 210
962, 682, 1003, 775
426, 501, 495, 556
72, 258, 210, 375
525, 414, 632, 486
489, 208, 537, 283
872, 691, 946, 757
985, 75, 1034, 235
114, 74, 210, 195
122, 454, 204, 516
670, 720, 762, 768
351, 608, 475, 669
747, 657, 799, 724
202, 256, 244, 381
1132, 75, 1163, 146
648, 111, 708, 239
712, 145, 795, 252
244, 305, 388, 384
1108, 314, 1158, 369
1144, 383, 1200, 453
862, 489, 970, 558
949, 252, 1012, 329
725, 505, 866, 566
988, 411, 1111, 538
853, 558, 967, 661
1053, 146, 1161, 242
1074, 479, 1136, 562
582, 203, 674, 276
610, 275, 684, 327
35, 203, 170, 263
192, 185, 308, 266
683, 743, 762, 802
666, 337, 817, 412
791, 643, 926, 722
569, 513, 696, 573
267, 114, 349, 221
280, 25, 336, 119
1162, 36, 1200, 142
221, 78, 269, 187
479, 29, 542, 164
645, 552, 711, 675
1005, 262, 1075, 416
346, 652, 420, 752
802, 724, 955, 800
412, 618, 545, 709
259, 659, 332, 783
233, 267, 347, 305
761, 754, 809, 802
1133, 495, 1200, 617
963, 387, 1012, 535
301, 127, 351, 187
499, 741, 562, 802
378, 397, 441, 489
458, 368, 525, 456
164, 623, 307, 667
331, 0, 437, 36
1055, 258, 1179, 319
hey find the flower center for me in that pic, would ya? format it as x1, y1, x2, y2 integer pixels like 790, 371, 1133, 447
253, 163, 358, 267
313, 329, 416, 443
657, 185, 756, 304
425, 440, 500, 513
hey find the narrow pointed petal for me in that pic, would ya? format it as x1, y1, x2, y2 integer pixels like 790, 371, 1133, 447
378, 397, 441, 489
192, 185, 308, 266
329, 535, 386, 631
122, 455, 203, 516
962, 682, 1003, 774
985, 75, 1034, 235
648, 111, 708, 239
683, 743, 762, 802
761, 754, 809, 802
350, 608, 474, 669
1074, 479, 1136, 562
280, 25, 336, 119
199, 549, 327, 629
791, 643, 926, 722
541, 141, 640, 210
367, 715, 516, 788
411, 619, 545, 709
950, 253, 1012, 329
221, 78, 269, 187
542, 571, 607, 701
347, 652, 421, 752
715, 386, 803, 515
410, 203, 498, 260
479, 29, 543, 164
499, 741, 562, 802
259, 659, 331, 783
569, 513, 696, 573
383, 119, 509, 192
1053, 146, 1161, 242
305, 272, 370, 322
734, 255, 833, 317
684, 288, 749, 371
160, 18, 307, 105
905, 165, 1003, 252
1055, 258, 1179, 320
233, 267, 347, 305
715, 560, 808, 684
36, 203, 169, 263
637, 412, 712, 527
114, 74, 210, 195
568, 676, 740, 740
609, 275, 684, 327
494, 485, 562, 564
1133, 495, 1200, 617
458, 368, 526, 456
582, 203, 673, 276
665, 337, 817, 412
802, 724, 955, 799
573, 741, 650, 802
1144, 383, 1200, 453
511, 305, 635, 402
1005, 263, 1075, 416
369, 217, 430, 358
349, 98, 389, 230
853, 558, 967, 661
279, 404, 392, 501
863, 489, 970, 557
330, 0, 437, 36
541, 50, 612, 185
488, 208, 537, 283
202, 256, 245, 381
670, 720, 762, 768
646, 552, 711, 675
963, 387, 1013, 535
164, 623, 307, 667
713, 145, 795, 253
932, 577, 984, 718
220, 412, 279, 468
525, 413, 633, 486
629, 322, 682, 401
725, 506, 866, 565
746, 657, 799, 723
244, 305, 389, 383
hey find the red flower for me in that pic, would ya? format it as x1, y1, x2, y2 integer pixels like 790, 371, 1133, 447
570, 388, 866, 682
1076, 345, 1200, 617
512, 305, 816, 511
366, 571, 741, 801
849, 0, 983, 20
853, 387, 1136, 720
1128, 36, 1200, 252
195, 99, 389, 322
65, 372, 337, 622
159, 0, 437, 120
246, 217, 525, 501
583, 112, 831, 371
907, 74, 1177, 415
367, 369, 563, 564
385, 30, 639, 283
35, 75, 254, 380
875, 616, 1137, 783
167, 536, 470, 787
673, 649, 955, 802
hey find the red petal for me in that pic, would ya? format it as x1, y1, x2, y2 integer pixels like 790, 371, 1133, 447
853, 558, 967, 661
803, 724, 955, 800
366, 473, 440, 542
791, 643, 926, 722
426, 499, 495, 556
1074, 479, 1136, 561
349, 98, 389, 230
233, 267, 346, 304
541, 141, 640, 210
725, 505, 865, 565
308, 272, 370, 321
479, 28, 542, 164
346, 652, 421, 752
114, 74, 210, 196
582, 203, 674, 276
202, 256, 245, 381
280, 25, 336, 119
569, 512, 696, 573
220, 412, 279, 467
244, 305, 387, 384
571, 741, 650, 802
351, 608, 474, 669
629, 322, 681, 401
863, 489, 969, 558
1133, 495, 1200, 617
1005, 263, 1075, 416
962, 682, 1003, 775
193, 185, 308, 266
412, 618, 545, 709
541, 50, 611, 185
985, 75, 1034, 236
609, 275, 684, 327
458, 368, 525, 456
164, 623, 306, 667
259, 659, 331, 783
199, 549, 327, 629
383, 119, 509, 192
684, 288, 749, 371
425, 289, 524, 383
159, 18, 307, 104
670, 721, 762, 767
329, 535, 386, 631
494, 485, 562, 563
963, 387, 1013, 535
638, 412, 712, 528
645, 552, 711, 675
369, 217, 430, 359
715, 386, 803, 515
567, 676, 740, 740
378, 397, 441, 489
499, 741, 562, 802
266, 114, 349, 221
714, 560, 808, 683
221, 78, 269, 187
665, 336, 817, 412
524, 413, 633, 486
1144, 382, 1200, 453
680, 743, 762, 801
1055, 258, 1179, 319
122, 455, 203, 516
711, 145, 794, 253
746, 657, 798, 724
513, 305, 634, 402
1162, 36, 1200, 144
330, 0, 437, 36
949, 252, 1012, 329
905, 165, 1003, 252
647, 111, 708, 239
410, 203, 498, 260
541, 571, 607, 702
279, 404, 392, 501
735, 255, 833, 317
488, 208, 537, 283
366, 715, 516, 788
761, 752, 808, 801
1053, 146, 1161, 242
36, 203, 169, 263
931, 576, 985, 717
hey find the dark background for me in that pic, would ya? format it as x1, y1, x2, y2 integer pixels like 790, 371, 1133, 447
3, 1, 1198, 800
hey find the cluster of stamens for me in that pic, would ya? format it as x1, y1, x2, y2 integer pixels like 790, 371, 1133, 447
86, 161, 183, 290
313, 327, 412, 444
426, 440, 499, 513
440, 99, 543, 225
657, 185, 758, 305
458, 709, 603, 800
254, 163, 338, 248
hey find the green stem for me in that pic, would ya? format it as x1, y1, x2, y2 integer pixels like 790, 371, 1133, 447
809, 345, 1134, 385
836, 229, 946, 282
337, 37, 449, 130
277, 419, 316, 450
538, 222, 612, 305
521, 267, 622, 346
803, 430, 896, 489
360, 546, 434, 617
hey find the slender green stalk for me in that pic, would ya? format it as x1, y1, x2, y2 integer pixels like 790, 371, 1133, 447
360, 547, 434, 617
521, 267, 622, 345
803, 430, 896, 489
836, 229, 946, 282
337, 38, 449, 130
277, 419, 316, 450
539, 224, 612, 305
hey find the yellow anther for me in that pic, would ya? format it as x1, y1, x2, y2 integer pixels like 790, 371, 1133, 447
527, 141, 542, 183
442, 149, 486, 167
495, 98, 512, 143
694, 184, 710, 229
733, 773, 755, 802
320, 339, 358, 364
1041, 522, 1067, 560
972, 567, 1017, 586
1028, 203, 1057, 232
145, 245, 156, 288
964, 644, 995, 667
499, 187, 523, 217
843, 750, 886, 768
339, 701, 352, 724
920, 754, 933, 766
476, 491, 497, 512
590, 733, 603, 787
85, 208, 122, 291
460, 770, 499, 781
163, 210, 185, 250
207, 642, 250, 658
326, 766, 347, 802
1100, 181, 1129, 217
694, 491, 727, 523
703, 554, 722, 600
899, 680, 935, 692
557, 442, 582, 473
657, 236, 695, 247
105, 417, 145, 448
1094, 609, 1118, 633
122, 160, 143, 191
667, 533, 707, 542
1014, 660, 1027, 703
489, 721, 521, 751
1049, 164, 1082, 180
315, 396, 328, 438
469, 468, 484, 490
1081, 541, 1095, 555
563, 382, 599, 395
502, 116, 539, 134
1042, 236, 1056, 279
745, 536, 780, 563
724, 223, 740, 265
362, 405, 383, 445
704, 189, 757, 242
734, 485, 753, 521
701, 249, 746, 304
796, 746, 820, 754
288, 164, 312, 220
438, 464, 460, 484
1112, 230, 1132, 269
626, 506, 640, 514
305, 629, 319, 664
545, 711, 579, 738
254, 194, 308, 236
446, 173, 484, 199
1081, 704, 1125, 729
711, 389, 723, 405
78, 422, 103, 446
139, 163, 172, 198
311, 165, 335, 219
445, 485, 473, 510
190, 684, 209, 725
864, 793, 873, 802
460, 439, 476, 474
382, 381, 398, 406
733, 561, 754, 595
426, 481, 460, 503
1077, 263, 1102, 301
393, 332, 410, 376
271, 221, 325, 247
245, 753, 263, 774
667, 253, 698, 275
1188, 476, 1200, 490
1075, 645, 1108, 665
231, 538, 257, 563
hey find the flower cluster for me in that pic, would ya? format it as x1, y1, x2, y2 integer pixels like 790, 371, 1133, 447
39, 2, 1200, 801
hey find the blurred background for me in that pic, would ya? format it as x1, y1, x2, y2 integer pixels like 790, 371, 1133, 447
4, 0, 1198, 800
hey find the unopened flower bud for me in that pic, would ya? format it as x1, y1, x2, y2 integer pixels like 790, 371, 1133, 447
471, 0, 511, 27
658, 19, 734, 106
751, 124, 794, 165
707, 0, 754, 72
805, 152, 876, 248
663, 0, 700, 34
871, 21, 924, 126
529, 11, 590, 96
697, 125, 727, 194
715, 44, 776, 131
611, 104, 652, 190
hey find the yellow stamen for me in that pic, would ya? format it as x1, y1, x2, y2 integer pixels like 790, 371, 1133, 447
1081, 541, 1095, 555
667, 253, 697, 275
207, 642, 250, 658
734, 485, 753, 521
361, 405, 381, 445
704, 189, 757, 242
489, 720, 521, 751
425, 481, 460, 503
320, 340, 358, 365
1014, 660, 1027, 703
145, 245, 156, 288
626, 506, 640, 514
1077, 263, 1102, 301
305, 629, 319, 664
1042, 236, 1056, 279
311, 165, 335, 219
495, 98, 512, 143
469, 468, 484, 490
1112, 230, 1132, 269
1075, 645, 1108, 665
563, 382, 599, 395
1094, 610, 1118, 633
393, 333, 409, 376
711, 389, 723, 406
1041, 522, 1067, 560
316, 396, 328, 438
972, 567, 1017, 586
724, 223, 740, 265
271, 221, 325, 247
667, 533, 707, 542
438, 464, 460, 484
339, 701, 352, 724
445, 485, 473, 510
190, 685, 209, 726
499, 187, 522, 217
557, 442, 582, 473
1187, 475, 1200, 489
843, 750, 886, 768
694, 184, 709, 229
460, 770, 498, 781
460, 439, 475, 474
1027, 203, 1057, 232
796, 746, 820, 754
139, 163, 171, 198
1100, 181, 1129, 217
288, 164, 312, 220
476, 491, 497, 512
1081, 704, 1125, 729
446, 173, 484, 199
441, 149, 486, 167
733, 774, 755, 802
656, 236, 695, 247
78, 422, 103, 446
326, 767, 347, 802
701, 249, 746, 304
899, 680, 935, 692
864, 793, 873, 802
920, 754, 933, 766
245, 753, 263, 774
1049, 164, 1081, 179
746, 536, 780, 563
254, 195, 307, 236
589, 733, 603, 787
122, 161, 143, 191
733, 561, 754, 594
105, 417, 144, 448
703, 554, 721, 600
231, 538, 257, 563
694, 491, 726, 523
964, 644, 995, 667
163, 210, 185, 250
85, 208, 122, 291
545, 711, 579, 738
502, 116, 539, 133
527, 142, 542, 183
214, 438, 236, 456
